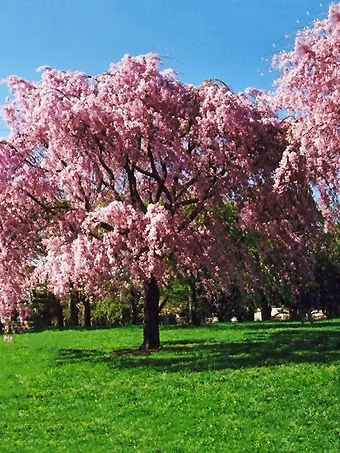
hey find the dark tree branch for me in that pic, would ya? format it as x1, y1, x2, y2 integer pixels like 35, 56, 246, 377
94, 136, 122, 202
124, 158, 147, 214
99, 221, 114, 232
146, 146, 173, 205
158, 296, 169, 314
135, 165, 154, 178
177, 178, 218, 232
175, 197, 200, 208
23, 190, 54, 214
176, 176, 198, 200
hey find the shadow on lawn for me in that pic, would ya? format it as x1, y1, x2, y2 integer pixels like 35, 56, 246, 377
57, 327, 340, 372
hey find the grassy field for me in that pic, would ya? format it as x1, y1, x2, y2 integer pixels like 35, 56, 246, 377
1, 320, 339, 452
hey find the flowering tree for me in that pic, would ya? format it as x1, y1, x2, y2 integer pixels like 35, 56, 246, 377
270, 3, 340, 222
0, 54, 291, 347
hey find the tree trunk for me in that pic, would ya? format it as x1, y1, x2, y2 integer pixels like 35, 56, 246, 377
290, 306, 298, 321
82, 295, 91, 327
261, 305, 272, 321
141, 275, 160, 350
69, 291, 79, 327
260, 292, 272, 321
55, 296, 64, 328
189, 279, 201, 326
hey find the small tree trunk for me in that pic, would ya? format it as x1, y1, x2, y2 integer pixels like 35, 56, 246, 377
189, 279, 201, 326
261, 305, 272, 321
290, 306, 298, 321
55, 297, 64, 328
260, 293, 272, 321
69, 291, 79, 327
82, 296, 91, 327
130, 289, 140, 325
141, 275, 160, 350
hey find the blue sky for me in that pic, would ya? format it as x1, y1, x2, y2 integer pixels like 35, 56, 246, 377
0, 0, 333, 100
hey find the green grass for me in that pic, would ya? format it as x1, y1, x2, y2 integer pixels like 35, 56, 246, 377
1, 320, 339, 452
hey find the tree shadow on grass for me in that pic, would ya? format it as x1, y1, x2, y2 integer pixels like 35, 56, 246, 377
56, 327, 340, 372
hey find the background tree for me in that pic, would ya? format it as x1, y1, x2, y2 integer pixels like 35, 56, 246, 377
314, 226, 340, 318
29, 287, 64, 330
245, 4, 340, 315
269, 3, 340, 222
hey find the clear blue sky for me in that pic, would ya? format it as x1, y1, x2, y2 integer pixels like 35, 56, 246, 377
0, 0, 333, 98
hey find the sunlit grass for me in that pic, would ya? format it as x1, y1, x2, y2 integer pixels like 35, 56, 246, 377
1, 320, 339, 452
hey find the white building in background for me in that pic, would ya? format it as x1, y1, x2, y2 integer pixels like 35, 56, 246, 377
254, 307, 326, 321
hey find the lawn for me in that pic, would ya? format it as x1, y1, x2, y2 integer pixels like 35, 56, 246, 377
1, 320, 339, 452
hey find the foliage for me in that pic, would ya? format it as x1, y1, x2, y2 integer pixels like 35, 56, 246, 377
1, 321, 339, 452
158, 278, 189, 323
91, 288, 143, 327
90, 296, 126, 326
